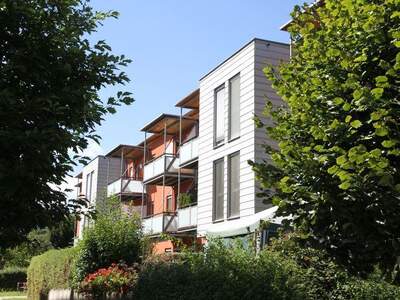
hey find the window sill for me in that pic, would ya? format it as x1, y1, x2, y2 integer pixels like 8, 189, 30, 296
212, 219, 224, 224
227, 215, 240, 221
213, 143, 225, 150
228, 136, 240, 143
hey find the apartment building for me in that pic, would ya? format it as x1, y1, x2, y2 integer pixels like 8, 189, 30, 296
74, 155, 121, 242
74, 38, 289, 253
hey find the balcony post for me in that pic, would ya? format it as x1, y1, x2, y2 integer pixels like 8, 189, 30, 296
162, 121, 167, 231
120, 147, 124, 202
141, 132, 147, 219
177, 107, 182, 209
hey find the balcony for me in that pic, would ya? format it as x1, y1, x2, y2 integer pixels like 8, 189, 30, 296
178, 204, 197, 230
107, 177, 143, 197
179, 137, 198, 166
142, 212, 177, 235
143, 153, 179, 182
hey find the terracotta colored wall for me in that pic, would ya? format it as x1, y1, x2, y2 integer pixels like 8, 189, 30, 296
126, 155, 144, 179
152, 240, 174, 254
146, 185, 174, 215
147, 135, 177, 161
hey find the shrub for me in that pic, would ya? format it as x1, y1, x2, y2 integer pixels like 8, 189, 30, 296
80, 263, 138, 299
135, 240, 304, 300
268, 232, 400, 299
72, 197, 143, 287
178, 193, 194, 208
0, 267, 27, 291
27, 247, 77, 300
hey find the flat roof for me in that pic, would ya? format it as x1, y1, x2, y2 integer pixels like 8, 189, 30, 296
199, 38, 289, 81
141, 113, 197, 135
105, 144, 143, 159
175, 89, 199, 109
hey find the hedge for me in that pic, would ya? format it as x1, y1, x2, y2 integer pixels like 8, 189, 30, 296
135, 241, 304, 300
27, 247, 76, 300
135, 239, 400, 300
0, 267, 27, 291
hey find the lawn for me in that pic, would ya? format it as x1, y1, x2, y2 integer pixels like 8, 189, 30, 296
0, 291, 27, 299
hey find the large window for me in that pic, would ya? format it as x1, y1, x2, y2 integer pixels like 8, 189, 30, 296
85, 171, 94, 202
213, 158, 224, 221
214, 85, 225, 146
228, 152, 240, 218
229, 74, 240, 140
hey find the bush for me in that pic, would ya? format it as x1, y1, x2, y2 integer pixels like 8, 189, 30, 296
27, 247, 77, 300
268, 233, 400, 299
0, 267, 27, 291
72, 197, 143, 288
135, 240, 304, 300
80, 263, 138, 299
178, 193, 195, 207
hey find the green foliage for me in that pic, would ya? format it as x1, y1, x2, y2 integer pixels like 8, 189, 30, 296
135, 240, 304, 300
268, 233, 400, 299
0, 0, 133, 248
27, 247, 77, 300
1, 228, 53, 269
178, 193, 195, 208
251, 0, 400, 279
72, 197, 143, 288
0, 267, 27, 291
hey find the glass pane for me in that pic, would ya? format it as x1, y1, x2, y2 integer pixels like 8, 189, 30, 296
214, 159, 224, 220
215, 87, 225, 144
229, 153, 240, 217
229, 75, 240, 139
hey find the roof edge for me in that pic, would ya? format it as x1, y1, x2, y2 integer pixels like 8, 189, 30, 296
199, 38, 289, 82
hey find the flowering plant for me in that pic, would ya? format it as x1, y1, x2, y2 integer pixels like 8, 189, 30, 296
80, 263, 138, 299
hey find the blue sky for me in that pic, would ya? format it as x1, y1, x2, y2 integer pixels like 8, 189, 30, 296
67, 0, 306, 182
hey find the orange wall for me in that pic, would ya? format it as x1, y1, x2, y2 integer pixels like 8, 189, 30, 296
147, 134, 176, 160
152, 240, 175, 254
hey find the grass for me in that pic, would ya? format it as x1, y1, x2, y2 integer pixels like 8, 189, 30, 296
0, 291, 27, 299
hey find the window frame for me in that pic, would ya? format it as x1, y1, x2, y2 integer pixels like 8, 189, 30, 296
227, 151, 240, 219
228, 73, 241, 141
212, 158, 225, 222
213, 84, 225, 148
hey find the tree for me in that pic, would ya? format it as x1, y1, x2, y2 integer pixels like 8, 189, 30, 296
0, 0, 133, 248
251, 0, 400, 279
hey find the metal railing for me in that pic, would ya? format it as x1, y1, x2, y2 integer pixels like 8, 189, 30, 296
107, 177, 143, 197
142, 212, 177, 235
178, 204, 197, 229
179, 137, 199, 166
143, 153, 178, 182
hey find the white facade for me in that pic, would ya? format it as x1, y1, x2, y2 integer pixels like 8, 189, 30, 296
197, 39, 289, 236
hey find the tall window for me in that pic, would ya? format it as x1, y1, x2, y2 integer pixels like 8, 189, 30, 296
213, 158, 224, 221
228, 152, 240, 218
214, 85, 225, 146
229, 74, 240, 140
85, 171, 93, 202
166, 195, 173, 212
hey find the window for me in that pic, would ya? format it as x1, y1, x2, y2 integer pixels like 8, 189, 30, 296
214, 85, 225, 146
213, 158, 224, 221
229, 74, 240, 140
228, 152, 240, 218
85, 171, 94, 202
166, 195, 173, 212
